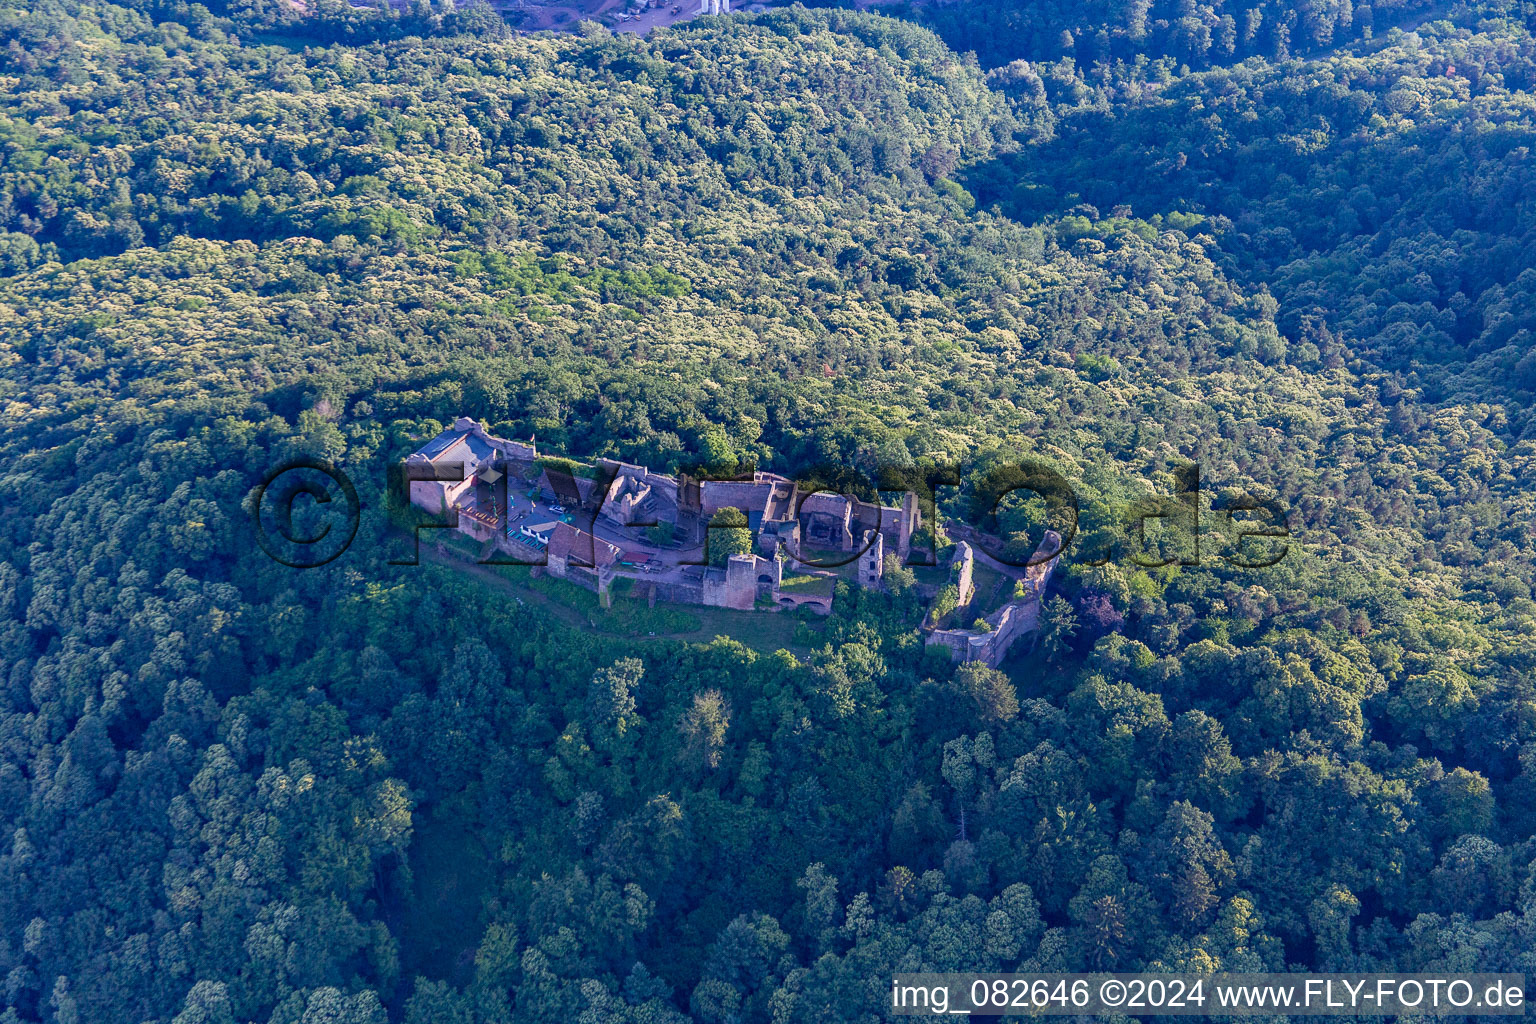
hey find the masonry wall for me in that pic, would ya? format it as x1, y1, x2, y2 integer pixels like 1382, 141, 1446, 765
638, 579, 707, 606
408, 480, 443, 513
409, 477, 474, 516
773, 591, 832, 614
924, 531, 1062, 668
953, 541, 975, 608
925, 629, 972, 661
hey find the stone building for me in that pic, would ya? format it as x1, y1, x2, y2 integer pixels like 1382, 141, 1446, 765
794, 490, 919, 561
405, 417, 1029, 629
405, 417, 537, 543
597, 461, 677, 527
546, 522, 622, 585
701, 553, 777, 610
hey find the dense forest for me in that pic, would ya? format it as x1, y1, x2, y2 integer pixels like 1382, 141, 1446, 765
915, 0, 1451, 74
2, 0, 1536, 1020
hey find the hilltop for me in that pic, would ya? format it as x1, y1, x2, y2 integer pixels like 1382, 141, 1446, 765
2, 2, 1536, 1022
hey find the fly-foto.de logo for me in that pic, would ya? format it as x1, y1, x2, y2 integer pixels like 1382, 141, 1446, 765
251, 428, 1289, 573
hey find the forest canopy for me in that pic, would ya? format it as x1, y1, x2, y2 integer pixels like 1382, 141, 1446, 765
2, 0, 1536, 1021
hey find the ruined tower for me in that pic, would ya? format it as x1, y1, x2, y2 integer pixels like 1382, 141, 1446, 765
858, 529, 884, 590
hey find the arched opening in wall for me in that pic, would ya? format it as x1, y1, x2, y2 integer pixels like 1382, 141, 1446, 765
758, 573, 774, 584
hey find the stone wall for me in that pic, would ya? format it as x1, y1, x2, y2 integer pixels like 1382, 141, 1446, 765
953, 541, 975, 608
924, 531, 1062, 669
772, 591, 833, 614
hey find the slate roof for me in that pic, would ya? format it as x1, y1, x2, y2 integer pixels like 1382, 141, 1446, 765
415, 428, 496, 468
547, 522, 620, 568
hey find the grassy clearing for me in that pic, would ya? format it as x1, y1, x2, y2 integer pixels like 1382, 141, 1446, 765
679, 604, 823, 654
778, 573, 836, 596
420, 537, 824, 653
526, 574, 702, 635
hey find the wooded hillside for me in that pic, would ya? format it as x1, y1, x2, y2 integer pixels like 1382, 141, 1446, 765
2, 1, 1535, 1021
